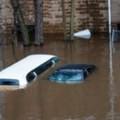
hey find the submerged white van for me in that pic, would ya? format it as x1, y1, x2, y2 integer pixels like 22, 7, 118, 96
0, 54, 59, 89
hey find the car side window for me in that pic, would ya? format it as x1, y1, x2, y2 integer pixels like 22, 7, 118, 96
83, 71, 87, 79
0, 79, 19, 86
87, 67, 92, 74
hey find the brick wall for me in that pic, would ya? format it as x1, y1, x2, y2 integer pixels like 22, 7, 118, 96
43, 0, 108, 33
1, 0, 119, 34
43, 0, 63, 33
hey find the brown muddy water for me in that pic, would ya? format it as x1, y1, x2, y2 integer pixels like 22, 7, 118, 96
0, 34, 119, 120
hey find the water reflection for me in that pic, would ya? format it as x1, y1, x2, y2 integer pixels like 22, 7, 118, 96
112, 42, 120, 52
109, 32, 120, 119
0, 92, 5, 120
111, 29, 120, 52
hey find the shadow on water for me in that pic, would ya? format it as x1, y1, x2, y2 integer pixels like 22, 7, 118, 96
0, 33, 120, 120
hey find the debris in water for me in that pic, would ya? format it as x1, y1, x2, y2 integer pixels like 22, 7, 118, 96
74, 29, 91, 39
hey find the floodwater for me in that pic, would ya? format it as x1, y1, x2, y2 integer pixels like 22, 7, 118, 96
0, 33, 119, 120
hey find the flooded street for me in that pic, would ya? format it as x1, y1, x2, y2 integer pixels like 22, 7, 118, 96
0, 34, 119, 120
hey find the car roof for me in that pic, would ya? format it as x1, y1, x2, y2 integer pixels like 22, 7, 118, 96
56, 64, 94, 71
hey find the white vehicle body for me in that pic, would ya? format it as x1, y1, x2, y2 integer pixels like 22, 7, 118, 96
0, 54, 59, 89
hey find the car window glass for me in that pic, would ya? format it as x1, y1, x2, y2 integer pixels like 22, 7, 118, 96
0, 79, 19, 86
87, 67, 92, 73
83, 71, 87, 79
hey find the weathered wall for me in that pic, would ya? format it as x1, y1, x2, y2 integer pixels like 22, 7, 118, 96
0, 0, 119, 34
111, 0, 120, 28
0, 0, 13, 32
43, 0, 108, 33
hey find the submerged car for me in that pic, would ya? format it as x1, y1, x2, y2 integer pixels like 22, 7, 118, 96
49, 64, 96, 84
0, 54, 59, 89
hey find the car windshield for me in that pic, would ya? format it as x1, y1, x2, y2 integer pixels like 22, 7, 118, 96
0, 79, 19, 86
49, 70, 83, 83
